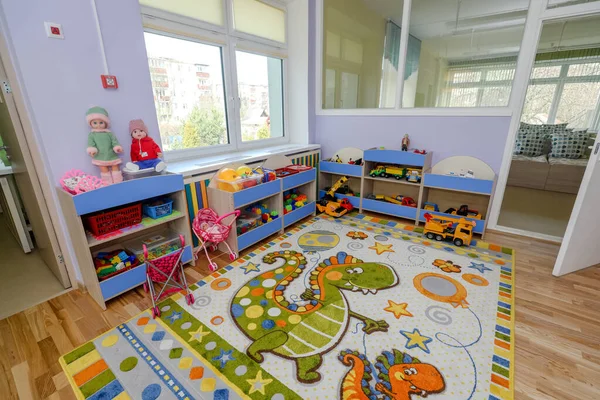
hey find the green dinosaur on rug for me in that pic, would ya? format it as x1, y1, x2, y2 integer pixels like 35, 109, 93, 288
338, 349, 446, 400
230, 250, 399, 383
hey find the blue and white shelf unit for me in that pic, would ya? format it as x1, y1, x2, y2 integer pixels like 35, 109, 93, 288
57, 174, 194, 310
420, 173, 495, 236
319, 148, 495, 238
361, 149, 433, 222
208, 158, 317, 255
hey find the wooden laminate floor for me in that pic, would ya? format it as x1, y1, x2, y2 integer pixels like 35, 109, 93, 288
1, 217, 599, 400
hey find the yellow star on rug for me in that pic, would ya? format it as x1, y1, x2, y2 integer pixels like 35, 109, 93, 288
369, 242, 394, 255
246, 370, 273, 395
384, 300, 413, 319
400, 328, 433, 353
188, 325, 209, 343
241, 262, 261, 274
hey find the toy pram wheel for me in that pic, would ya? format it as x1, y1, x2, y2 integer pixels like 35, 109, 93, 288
152, 306, 160, 319
208, 244, 218, 252
209, 261, 218, 272
229, 252, 237, 261
186, 293, 195, 306
143, 283, 149, 292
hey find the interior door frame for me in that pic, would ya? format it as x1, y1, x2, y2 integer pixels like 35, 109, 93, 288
0, 19, 78, 289
487, 0, 600, 239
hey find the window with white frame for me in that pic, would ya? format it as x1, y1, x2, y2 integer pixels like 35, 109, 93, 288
139, 0, 287, 157
443, 52, 600, 130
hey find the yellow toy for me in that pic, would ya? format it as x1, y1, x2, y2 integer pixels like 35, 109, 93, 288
217, 168, 241, 192
236, 165, 253, 177
422, 213, 475, 247
325, 176, 348, 199
369, 165, 407, 180
316, 199, 349, 218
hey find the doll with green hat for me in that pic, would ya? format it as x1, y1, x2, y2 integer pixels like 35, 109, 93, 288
86, 106, 123, 185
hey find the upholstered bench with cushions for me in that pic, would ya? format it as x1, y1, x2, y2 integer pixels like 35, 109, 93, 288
507, 122, 594, 194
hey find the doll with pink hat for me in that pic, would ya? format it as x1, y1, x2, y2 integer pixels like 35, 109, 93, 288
124, 119, 166, 173
86, 106, 123, 185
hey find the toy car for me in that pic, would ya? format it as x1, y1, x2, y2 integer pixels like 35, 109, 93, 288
406, 169, 421, 183
369, 165, 407, 180
402, 197, 417, 208
423, 202, 439, 212
339, 198, 354, 211
454, 205, 482, 219
422, 213, 475, 247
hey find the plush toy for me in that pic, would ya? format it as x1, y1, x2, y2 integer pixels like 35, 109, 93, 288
124, 119, 166, 173
86, 106, 123, 185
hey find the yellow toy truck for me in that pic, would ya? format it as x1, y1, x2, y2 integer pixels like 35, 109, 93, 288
316, 199, 350, 218
422, 213, 475, 247
369, 165, 407, 180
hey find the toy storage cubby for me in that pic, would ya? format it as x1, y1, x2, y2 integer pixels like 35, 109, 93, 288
420, 174, 495, 235
208, 157, 316, 254
361, 149, 432, 220
319, 149, 497, 239
57, 174, 194, 310
319, 147, 364, 209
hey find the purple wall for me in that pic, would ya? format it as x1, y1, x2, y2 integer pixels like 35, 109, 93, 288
0, 0, 159, 181
316, 115, 511, 172
308, 0, 511, 173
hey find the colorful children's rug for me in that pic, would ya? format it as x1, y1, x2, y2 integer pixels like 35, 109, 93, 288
60, 214, 515, 400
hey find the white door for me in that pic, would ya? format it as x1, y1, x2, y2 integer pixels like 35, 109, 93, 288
553, 138, 600, 276
0, 56, 71, 288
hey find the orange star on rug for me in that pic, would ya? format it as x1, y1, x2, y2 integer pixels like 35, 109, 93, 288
369, 242, 394, 255
384, 300, 413, 319
433, 259, 462, 273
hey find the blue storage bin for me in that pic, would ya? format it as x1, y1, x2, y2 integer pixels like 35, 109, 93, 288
143, 199, 173, 219
362, 198, 417, 220
423, 174, 494, 195
319, 161, 363, 177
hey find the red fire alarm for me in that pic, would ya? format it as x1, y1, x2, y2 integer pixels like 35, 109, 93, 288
101, 75, 118, 89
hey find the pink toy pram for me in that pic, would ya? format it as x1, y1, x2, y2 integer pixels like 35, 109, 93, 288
143, 235, 193, 318
192, 208, 240, 271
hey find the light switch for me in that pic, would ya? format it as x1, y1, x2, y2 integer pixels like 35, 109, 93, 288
45, 22, 64, 39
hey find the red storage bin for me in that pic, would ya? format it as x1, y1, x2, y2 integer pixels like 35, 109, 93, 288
84, 203, 142, 236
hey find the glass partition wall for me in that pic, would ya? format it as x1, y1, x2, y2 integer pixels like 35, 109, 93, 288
498, 14, 600, 237
321, 0, 531, 109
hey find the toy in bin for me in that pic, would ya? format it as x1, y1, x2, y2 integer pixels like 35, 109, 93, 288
143, 197, 173, 219
143, 235, 193, 318
94, 249, 139, 281
283, 188, 308, 215
192, 208, 240, 271
216, 165, 264, 192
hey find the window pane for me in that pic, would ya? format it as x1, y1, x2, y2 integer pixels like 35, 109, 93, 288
531, 65, 562, 79
481, 86, 512, 106
144, 33, 228, 151
555, 83, 600, 129
404, 0, 528, 108
140, 0, 224, 26
233, 0, 286, 43
236, 51, 284, 142
521, 84, 556, 124
322, 0, 404, 109
568, 62, 600, 77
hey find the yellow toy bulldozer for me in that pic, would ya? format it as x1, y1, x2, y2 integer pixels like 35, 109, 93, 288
422, 213, 475, 247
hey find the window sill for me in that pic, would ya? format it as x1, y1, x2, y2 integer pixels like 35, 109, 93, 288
166, 143, 321, 177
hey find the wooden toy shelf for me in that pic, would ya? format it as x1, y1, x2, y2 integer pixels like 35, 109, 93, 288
57, 174, 194, 310
208, 159, 316, 254
319, 149, 496, 238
